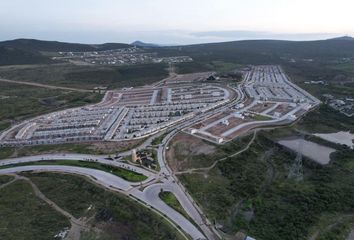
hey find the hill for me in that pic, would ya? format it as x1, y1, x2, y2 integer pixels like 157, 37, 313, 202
1, 37, 354, 67
0, 39, 131, 52
0, 39, 133, 66
131, 41, 160, 48
156, 38, 354, 65
329, 36, 354, 41
0, 46, 54, 66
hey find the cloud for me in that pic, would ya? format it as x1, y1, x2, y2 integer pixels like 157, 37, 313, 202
190, 31, 341, 41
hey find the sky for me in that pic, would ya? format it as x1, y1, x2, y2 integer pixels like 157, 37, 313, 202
1, 0, 353, 44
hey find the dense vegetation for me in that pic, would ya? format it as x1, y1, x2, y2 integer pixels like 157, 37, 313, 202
0, 39, 130, 66
24, 172, 184, 240
0, 46, 53, 66
153, 38, 354, 73
180, 133, 354, 240
0, 38, 130, 52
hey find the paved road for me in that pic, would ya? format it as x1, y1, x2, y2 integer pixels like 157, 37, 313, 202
0, 84, 243, 240
0, 153, 155, 183
0, 165, 133, 191
133, 183, 206, 240
0, 164, 205, 239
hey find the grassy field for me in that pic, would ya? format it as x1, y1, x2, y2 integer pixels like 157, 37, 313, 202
0, 160, 147, 182
0, 137, 145, 160
174, 60, 243, 74
159, 191, 191, 221
330, 63, 354, 75
167, 132, 253, 172
0, 180, 70, 240
23, 172, 185, 240
0, 81, 101, 131
0, 175, 14, 185
151, 131, 170, 145
0, 63, 169, 90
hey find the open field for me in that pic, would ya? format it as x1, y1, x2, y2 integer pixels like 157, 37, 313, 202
0, 138, 145, 159
0, 81, 101, 131
0, 180, 70, 240
0, 63, 169, 90
0, 175, 14, 185
166, 132, 218, 171
166, 132, 253, 172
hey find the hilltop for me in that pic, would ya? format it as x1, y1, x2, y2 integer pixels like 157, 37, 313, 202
0, 38, 131, 52
131, 40, 160, 48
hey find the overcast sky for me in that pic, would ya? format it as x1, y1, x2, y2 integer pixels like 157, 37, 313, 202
1, 0, 353, 44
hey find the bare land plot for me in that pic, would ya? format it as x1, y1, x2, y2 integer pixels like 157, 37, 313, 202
278, 138, 336, 164
249, 102, 277, 113
166, 132, 217, 172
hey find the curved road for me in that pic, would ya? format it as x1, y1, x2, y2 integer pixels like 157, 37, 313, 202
0, 164, 206, 240
0, 84, 244, 240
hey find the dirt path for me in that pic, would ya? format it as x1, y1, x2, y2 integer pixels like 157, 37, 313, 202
175, 130, 258, 175
308, 214, 354, 240
0, 78, 93, 93
0, 175, 18, 190
0, 174, 88, 240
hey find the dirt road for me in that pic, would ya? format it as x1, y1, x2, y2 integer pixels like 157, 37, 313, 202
0, 174, 89, 240
0, 78, 93, 93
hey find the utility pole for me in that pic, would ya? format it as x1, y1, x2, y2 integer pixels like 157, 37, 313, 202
288, 135, 304, 181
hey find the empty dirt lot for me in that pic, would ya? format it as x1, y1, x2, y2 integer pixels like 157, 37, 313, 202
166, 132, 217, 172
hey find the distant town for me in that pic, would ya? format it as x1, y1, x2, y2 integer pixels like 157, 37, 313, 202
54, 47, 193, 66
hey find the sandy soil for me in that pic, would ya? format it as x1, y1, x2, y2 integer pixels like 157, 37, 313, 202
314, 131, 354, 149
249, 102, 276, 113
278, 139, 336, 165
347, 229, 354, 240
207, 117, 245, 136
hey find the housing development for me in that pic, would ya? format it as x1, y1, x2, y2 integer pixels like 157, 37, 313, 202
3, 63, 351, 240
2, 1, 354, 238
187, 66, 320, 143
54, 47, 193, 66
0, 66, 319, 148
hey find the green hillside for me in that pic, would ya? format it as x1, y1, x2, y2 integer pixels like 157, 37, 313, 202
0, 46, 53, 66
0, 38, 131, 52
156, 38, 354, 64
